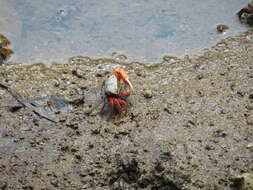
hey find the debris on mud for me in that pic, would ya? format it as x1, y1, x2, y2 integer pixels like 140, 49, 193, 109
0, 83, 59, 122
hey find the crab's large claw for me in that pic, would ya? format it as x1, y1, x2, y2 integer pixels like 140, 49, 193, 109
113, 68, 133, 90
123, 77, 133, 90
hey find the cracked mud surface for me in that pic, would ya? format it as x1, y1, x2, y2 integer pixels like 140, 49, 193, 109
0, 31, 253, 189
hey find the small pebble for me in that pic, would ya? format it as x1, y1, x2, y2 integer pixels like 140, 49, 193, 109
143, 89, 152, 98
246, 143, 253, 148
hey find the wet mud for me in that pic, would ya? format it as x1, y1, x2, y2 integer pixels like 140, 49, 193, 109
0, 31, 253, 189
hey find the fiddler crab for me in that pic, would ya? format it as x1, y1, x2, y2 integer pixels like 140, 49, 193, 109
101, 68, 133, 116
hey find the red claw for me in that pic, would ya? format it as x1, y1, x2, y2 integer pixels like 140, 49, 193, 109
106, 97, 128, 115
119, 93, 130, 97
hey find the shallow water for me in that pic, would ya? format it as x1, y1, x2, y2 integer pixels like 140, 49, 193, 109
0, 0, 249, 64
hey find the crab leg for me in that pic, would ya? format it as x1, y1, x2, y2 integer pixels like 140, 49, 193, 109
107, 98, 114, 113
113, 98, 122, 114
118, 99, 127, 114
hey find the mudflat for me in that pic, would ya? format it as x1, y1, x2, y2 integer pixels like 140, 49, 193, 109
0, 31, 252, 189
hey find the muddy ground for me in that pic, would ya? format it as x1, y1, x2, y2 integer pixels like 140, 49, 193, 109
0, 30, 253, 190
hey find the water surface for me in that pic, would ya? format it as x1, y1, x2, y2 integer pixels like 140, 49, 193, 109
0, 0, 249, 64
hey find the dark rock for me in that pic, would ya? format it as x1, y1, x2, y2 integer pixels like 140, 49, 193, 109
0, 181, 7, 190
74, 153, 82, 160
238, 2, 253, 26
155, 163, 165, 172
231, 173, 253, 190
8, 105, 22, 112
216, 24, 229, 33
213, 129, 227, 138
164, 107, 172, 114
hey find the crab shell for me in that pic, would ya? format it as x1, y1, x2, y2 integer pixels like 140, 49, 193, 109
104, 74, 119, 95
